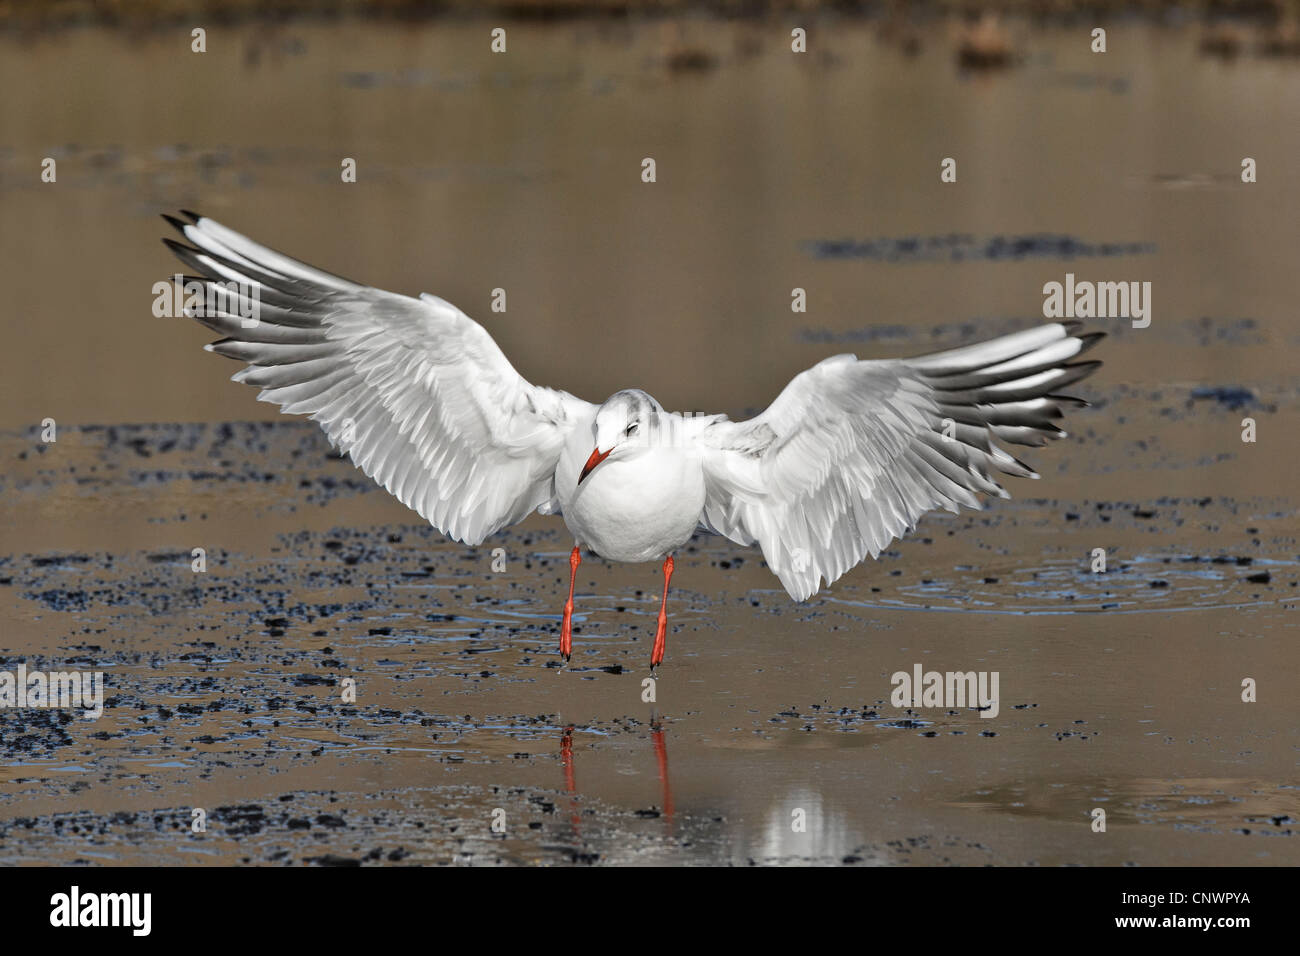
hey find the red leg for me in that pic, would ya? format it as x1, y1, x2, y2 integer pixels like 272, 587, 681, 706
650, 554, 674, 670
560, 545, 581, 662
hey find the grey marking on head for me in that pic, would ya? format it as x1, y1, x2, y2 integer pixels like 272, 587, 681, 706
604, 389, 659, 416
593, 389, 663, 448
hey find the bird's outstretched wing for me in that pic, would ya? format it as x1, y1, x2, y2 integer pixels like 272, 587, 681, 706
698, 323, 1102, 600
162, 211, 594, 545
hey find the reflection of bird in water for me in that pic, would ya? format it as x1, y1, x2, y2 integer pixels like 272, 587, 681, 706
164, 212, 1100, 670
556, 721, 675, 836
561, 725, 580, 835
651, 720, 674, 823
753, 789, 878, 865
957, 12, 1014, 70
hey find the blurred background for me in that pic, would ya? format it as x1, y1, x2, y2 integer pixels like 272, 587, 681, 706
1, 0, 1297, 431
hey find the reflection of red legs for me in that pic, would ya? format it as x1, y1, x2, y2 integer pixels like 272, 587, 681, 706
559, 546, 581, 662
651, 723, 673, 823
561, 725, 576, 793
561, 724, 580, 833
650, 555, 674, 670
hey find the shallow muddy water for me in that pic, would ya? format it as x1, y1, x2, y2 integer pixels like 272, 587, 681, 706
0, 17, 1297, 865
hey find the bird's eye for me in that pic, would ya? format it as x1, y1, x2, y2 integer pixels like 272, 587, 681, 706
625, 422, 638, 436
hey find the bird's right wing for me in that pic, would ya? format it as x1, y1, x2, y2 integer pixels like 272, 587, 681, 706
698, 323, 1102, 601
162, 211, 595, 545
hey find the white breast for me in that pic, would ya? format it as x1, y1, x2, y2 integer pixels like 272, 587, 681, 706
555, 416, 706, 563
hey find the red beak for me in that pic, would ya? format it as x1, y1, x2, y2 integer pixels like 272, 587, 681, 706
578, 447, 611, 485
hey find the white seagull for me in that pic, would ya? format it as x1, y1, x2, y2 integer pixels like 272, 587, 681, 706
163, 212, 1102, 669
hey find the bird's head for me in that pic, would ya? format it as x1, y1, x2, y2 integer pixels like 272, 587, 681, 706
580, 389, 660, 485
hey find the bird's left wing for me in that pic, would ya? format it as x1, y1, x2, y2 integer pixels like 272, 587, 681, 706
697, 323, 1101, 601
162, 211, 594, 545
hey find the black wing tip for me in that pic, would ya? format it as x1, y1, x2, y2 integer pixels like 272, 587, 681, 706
160, 210, 202, 232
1058, 360, 1104, 392
1062, 322, 1107, 343
161, 236, 197, 255
1010, 453, 1039, 477
1075, 332, 1106, 358
1048, 392, 1091, 408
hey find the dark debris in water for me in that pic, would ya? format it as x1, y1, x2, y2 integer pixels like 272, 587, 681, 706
800, 234, 1155, 263
1190, 386, 1257, 411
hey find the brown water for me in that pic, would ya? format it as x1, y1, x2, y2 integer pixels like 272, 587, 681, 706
0, 18, 1297, 865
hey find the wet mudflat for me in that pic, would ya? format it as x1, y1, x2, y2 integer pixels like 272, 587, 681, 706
1, 397, 1294, 865
1, 17, 1298, 865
